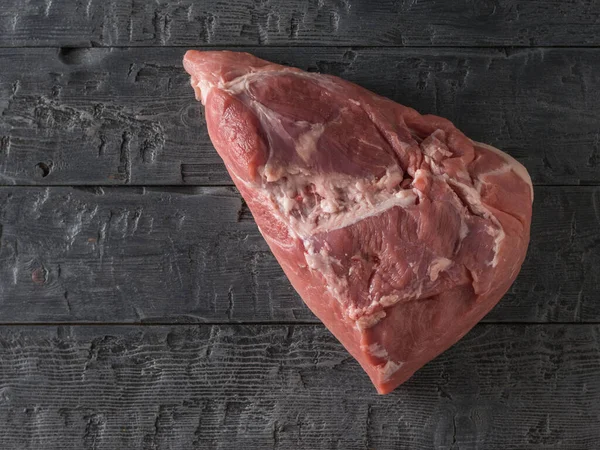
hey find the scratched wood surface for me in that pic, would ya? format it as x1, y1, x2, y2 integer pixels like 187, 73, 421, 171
1, 0, 600, 47
1, 0, 600, 449
0, 324, 599, 450
1, 47, 600, 186
0, 186, 597, 324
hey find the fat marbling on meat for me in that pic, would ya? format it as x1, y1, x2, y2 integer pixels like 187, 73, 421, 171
183, 50, 533, 394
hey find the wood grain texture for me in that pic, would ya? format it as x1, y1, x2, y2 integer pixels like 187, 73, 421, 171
1, 1, 597, 448
1, 47, 599, 186
0, 186, 597, 324
1, 0, 600, 47
0, 324, 598, 449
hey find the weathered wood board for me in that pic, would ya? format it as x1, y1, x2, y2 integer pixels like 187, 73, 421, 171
0, 186, 596, 324
1, 47, 599, 186
1, 0, 600, 47
0, 324, 598, 449
0, 0, 597, 448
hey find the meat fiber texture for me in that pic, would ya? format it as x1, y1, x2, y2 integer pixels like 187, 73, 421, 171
183, 51, 533, 394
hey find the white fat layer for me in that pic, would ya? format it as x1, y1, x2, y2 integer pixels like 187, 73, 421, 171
445, 176, 505, 268
295, 123, 325, 162
472, 140, 534, 202
381, 360, 404, 382
491, 226, 506, 267
317, 189, 417, 234
269, 165, 416, 239
366, 343, 389, 359
421, 136, 453, 160
428, 257, 453, 281
360, 344, 404, 384
195, 78, 213, 105
379, 295, 400, 308
356, 310, 386, 330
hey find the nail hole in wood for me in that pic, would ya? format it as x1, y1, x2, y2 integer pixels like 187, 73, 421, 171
36, 162, 51, 178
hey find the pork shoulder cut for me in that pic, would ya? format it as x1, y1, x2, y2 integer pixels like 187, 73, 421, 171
183, 51, 533, 394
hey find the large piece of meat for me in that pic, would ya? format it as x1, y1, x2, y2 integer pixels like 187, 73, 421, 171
183, 51, 533, 394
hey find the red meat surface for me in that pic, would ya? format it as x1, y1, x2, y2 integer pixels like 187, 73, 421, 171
183, 50, 533, 394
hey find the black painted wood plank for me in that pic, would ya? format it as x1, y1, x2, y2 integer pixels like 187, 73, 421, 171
1, 0, 600, 47
0, 186, 597, 324
0, 324, 598, 449
1, 47, 599, 187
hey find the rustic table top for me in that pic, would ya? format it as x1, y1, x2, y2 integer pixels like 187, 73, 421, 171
0, 1, 599, 449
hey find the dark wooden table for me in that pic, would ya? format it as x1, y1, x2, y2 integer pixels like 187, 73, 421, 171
0, 1, 599, 448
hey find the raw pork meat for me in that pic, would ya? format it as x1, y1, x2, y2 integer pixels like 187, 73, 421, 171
183, 51, 533, 394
